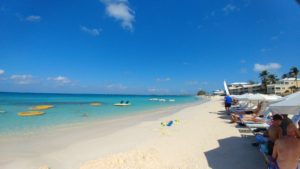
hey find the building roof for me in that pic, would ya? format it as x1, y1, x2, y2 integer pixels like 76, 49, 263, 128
281, 77, 300, 81
230, 82, 248, 85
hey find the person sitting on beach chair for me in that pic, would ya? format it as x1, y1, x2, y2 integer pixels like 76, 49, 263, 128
264, 114, 283, 155
253, 114, 282, 150
230, 102, 263, 123
272, 124, 300, 169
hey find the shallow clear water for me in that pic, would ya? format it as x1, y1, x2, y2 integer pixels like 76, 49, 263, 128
0, 92, 200, 134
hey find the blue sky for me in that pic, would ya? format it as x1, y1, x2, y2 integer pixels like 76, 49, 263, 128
0, 0, 300, 94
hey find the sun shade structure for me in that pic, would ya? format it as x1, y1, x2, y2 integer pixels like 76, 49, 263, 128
231, 93, 281, 102
269, 91, 300, 115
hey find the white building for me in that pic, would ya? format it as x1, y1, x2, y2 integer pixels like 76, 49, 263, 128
228, 82, 262, 95
267, 78, 300, 95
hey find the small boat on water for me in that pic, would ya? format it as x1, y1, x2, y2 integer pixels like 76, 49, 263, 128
158, 99, 166, 102
114, 101, 131, 106
90, 102, 102, 106
30, 105, 54, 110
18, 111, 45, 116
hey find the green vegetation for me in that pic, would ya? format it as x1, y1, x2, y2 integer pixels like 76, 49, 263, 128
259, 70, 278, 93
197, 90, 207, 96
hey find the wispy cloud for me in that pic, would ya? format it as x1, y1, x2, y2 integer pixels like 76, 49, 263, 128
10, 74, 34, 84
186, 81, 199, 85
106, 83, 127, 90
147, 88, 169, 94
260, 48, 271, 52
0, 69, 5, 75
253, 63, 281, 72
100, 0, 135, 31
156, 77, 171, 82
223, 4, 239, 14
48, 76, 72, 85
25, 15, 41, 22
271, 36, 278, 41
80, 26, 101, 36
240, 68, 248, 74
270, 31, 284, 41
240, 59, 246, 64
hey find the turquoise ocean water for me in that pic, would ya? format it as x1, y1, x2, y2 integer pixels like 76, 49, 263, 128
0, 92, 200, 135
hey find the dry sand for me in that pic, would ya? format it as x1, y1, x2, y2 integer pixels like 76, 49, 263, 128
0, 96, 265, 169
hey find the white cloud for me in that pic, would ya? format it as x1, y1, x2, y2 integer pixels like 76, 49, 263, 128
101, 0, 135, 31
253, 63, 281, 72
48, 76, 72, 85
106, 84, 127, 90
147, 88, 169, 93
223, 4, 239, 14
186, 81, 198, 85
10, 74, 34, 84
0, 69, 4, 75
81, 26, 101, 36
156, 77, 171, 82
25, 15, 41, 22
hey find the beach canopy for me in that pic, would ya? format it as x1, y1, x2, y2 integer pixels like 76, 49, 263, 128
269, 91, 300, 115
231, 93, 281, 102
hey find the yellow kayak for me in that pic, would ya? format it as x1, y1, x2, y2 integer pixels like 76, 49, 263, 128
18, 111, 45, 116
30, 105, 54, 110
90, 102, 102, 106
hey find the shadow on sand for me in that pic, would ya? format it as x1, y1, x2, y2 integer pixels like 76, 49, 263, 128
204, 136, 266, 169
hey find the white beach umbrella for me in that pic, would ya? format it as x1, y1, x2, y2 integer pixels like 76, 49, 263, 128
269, 91, 300, 115
247, 93, 266, 101
235, 93, 254, 101
262, 95, 282, 102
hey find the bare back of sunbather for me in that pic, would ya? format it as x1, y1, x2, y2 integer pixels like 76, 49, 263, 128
272, 124, 300, 169
267, 125, 282, 142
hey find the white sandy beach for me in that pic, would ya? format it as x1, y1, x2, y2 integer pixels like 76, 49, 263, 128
0, 96, 265, 169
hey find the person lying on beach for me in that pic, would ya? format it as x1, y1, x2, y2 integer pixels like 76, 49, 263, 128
230, 102, 263, 123
272, 124, 300, 169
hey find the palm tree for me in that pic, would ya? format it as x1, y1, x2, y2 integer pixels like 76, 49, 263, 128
281, 73, 289, 79
259, 70, 270, 93
289, 66, 299, 89
268, 74, 278, 84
